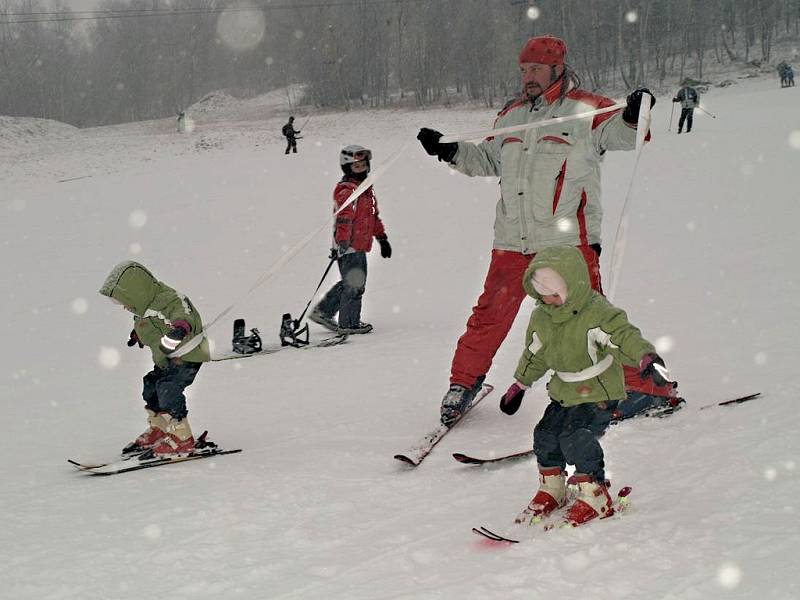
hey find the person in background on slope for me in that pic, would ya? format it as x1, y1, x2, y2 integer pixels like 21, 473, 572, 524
99, 261, 210, 457
416, 34, 678, 426
499, 246, 675, 527
282, 116, 300, 154
672, 82, 699, 134
177, 111, 186, 133
309, 145, 392, 335
778, 62, 795, 88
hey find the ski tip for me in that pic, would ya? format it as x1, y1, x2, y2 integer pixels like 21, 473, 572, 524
393, 454, 419, 466
452, 453, 480, 464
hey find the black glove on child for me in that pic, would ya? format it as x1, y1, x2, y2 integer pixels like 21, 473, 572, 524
336, 240, 351, 257
499, 383, 527, 416
127, 329, 144, 348
417, 128, 458, 163
622, 88, 656, 124
378, 237, 392, 259
639, 353, 670, 387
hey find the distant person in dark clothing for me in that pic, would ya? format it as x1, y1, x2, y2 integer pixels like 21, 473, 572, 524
282, 116, 300, 154
778, 62, 795, 88
672, 85, 699, 134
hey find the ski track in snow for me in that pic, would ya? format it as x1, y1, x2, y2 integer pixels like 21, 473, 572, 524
2, 76, 800, 599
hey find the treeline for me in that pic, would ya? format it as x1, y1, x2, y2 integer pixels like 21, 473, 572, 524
1, 0, 798, 127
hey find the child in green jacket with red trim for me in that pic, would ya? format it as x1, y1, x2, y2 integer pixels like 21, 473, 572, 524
499, 246, 672, 526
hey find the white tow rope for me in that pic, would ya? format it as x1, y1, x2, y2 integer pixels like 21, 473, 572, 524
170, 142, 410, 358
606, 94, 653, 303
439, 103, 625, 143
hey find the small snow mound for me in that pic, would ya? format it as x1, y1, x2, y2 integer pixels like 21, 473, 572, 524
0, 116, 78, 152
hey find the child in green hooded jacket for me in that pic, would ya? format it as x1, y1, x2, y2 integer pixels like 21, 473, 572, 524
498, 246, 673, 527
99, 261, 210, 457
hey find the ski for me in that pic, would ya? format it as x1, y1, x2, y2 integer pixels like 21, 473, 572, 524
211, 333, 348, 362
698, 392, 761, 411
453, 449, 534, 465
69, 447, 242, 476
457, 393, 762, 466
394, 383, 494, 467
67, 451, 145, 471
473, 486, 632, 544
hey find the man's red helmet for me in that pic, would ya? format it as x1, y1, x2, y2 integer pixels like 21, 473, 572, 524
519, 35, 567, 65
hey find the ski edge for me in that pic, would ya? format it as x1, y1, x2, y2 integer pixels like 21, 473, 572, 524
698, 392, 761, 411
453, 449, 534, 465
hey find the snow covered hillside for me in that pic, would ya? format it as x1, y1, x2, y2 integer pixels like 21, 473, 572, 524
2, 78, 799, 599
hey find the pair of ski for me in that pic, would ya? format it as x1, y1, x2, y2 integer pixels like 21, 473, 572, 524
473, 486, 633, 544
452, 392, 762, 467
211, 332, 348, 362
69, 432, 241, 476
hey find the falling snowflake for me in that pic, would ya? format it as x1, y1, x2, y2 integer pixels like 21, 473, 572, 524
129, 210, 147, 229
71, 298, 89, 315
98, 346, 121, 369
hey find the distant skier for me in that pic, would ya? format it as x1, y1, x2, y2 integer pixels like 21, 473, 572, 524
309, 145, 392, 335
778, 62, 795, 88
499, 246, 678, 527
416, 34, 675, 426
99, 261, 210, 457
672, 83, 699, 134
282, 116, 300, 154
177, 111, 186, 133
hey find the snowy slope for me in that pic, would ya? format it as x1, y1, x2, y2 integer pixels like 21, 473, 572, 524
2, 78, 799, 600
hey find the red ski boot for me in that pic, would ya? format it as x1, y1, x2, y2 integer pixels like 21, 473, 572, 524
150, 417, 195, 457
515, 467, 566, 524
122, 410, 168, 454
563, 474, 614, 526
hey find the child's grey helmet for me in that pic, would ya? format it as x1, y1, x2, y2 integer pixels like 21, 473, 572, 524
340, 144, 372, 174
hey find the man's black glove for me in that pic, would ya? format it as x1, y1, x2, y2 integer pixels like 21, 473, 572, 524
127, 329, 144, 348
378, 237, 392, 259
417, 128, 458, 163
639, 353, 670, 387
622, 88, 656, 124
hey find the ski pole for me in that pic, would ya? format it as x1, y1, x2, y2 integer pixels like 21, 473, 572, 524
295, 256, 337, 324
697, 106, 716, 119
668, 102, 675, 132
606, 92, 653, 303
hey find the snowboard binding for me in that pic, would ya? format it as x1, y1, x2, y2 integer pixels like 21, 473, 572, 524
232, 318, 263, 355
280, 312, 309, 348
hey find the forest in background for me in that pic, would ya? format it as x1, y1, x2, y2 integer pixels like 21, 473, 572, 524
1, 0, 799, 127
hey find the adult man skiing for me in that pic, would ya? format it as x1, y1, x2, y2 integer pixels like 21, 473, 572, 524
282, 116, 300, 154
417, 35, 678, 425
309, 145, 392, 335
672, 82, 699, 133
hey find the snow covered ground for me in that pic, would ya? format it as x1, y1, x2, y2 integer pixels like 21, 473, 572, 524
2, 76, 799, 599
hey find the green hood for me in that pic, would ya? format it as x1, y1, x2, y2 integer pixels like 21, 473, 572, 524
523, 246, 592, 323
99, 261, 158, 316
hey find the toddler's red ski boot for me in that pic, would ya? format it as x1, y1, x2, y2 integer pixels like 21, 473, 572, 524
516, 466, 566, 524
563, 474, 614, 526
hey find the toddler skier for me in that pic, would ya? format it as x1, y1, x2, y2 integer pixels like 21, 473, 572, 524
309, 145, 392, 335
99, 261, 210, 457
499, 246, 673, 526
